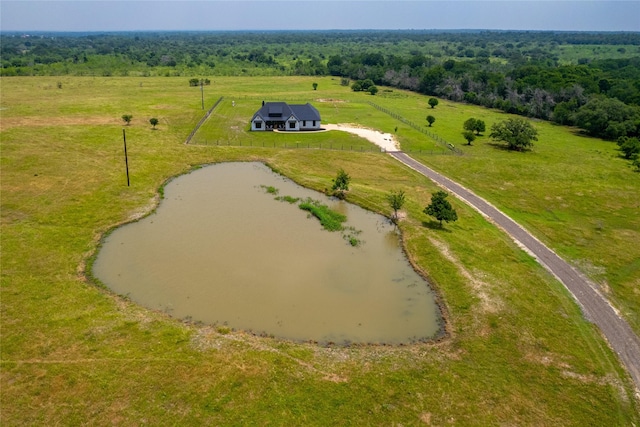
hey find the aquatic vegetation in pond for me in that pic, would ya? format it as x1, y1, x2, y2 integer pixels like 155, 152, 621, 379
93, 162, 442, 345
275, 195, 300, 204
263, 185, 363, 245
342, 226, 363, 247
299, 198, 347, 232
260, 185, 279, 195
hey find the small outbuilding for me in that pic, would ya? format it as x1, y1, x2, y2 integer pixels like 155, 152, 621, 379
251, 102, 321, 131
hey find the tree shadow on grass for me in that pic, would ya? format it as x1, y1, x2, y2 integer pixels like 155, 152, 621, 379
485, 142, 532, 153
422, 220, 453, 233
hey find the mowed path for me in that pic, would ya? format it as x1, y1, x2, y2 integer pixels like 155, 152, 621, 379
389, 151, 640, 392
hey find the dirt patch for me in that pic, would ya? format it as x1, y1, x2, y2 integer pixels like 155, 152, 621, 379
420, 412, 432, 424
428, 236, 503, 315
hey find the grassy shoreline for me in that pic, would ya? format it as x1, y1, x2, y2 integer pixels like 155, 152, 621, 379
1, 76, 639, 425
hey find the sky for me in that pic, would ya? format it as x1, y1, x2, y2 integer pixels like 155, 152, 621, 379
1, 0, 639, 33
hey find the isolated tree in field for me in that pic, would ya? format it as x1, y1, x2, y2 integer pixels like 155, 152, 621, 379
490, 118, 538, 151
428, 97, 439, 109
424, 190, 458, 228
149, 118, 159, 129
331, 168, 351, 199
121, 114, 133, 125
312, 82, 318, 90
464, 117, 486, 135
426, 115, 436, 127
463, 130, 476, 145
387, 190, 406, 224
368, 85, 379, 95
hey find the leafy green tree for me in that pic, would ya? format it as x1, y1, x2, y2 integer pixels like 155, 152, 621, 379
424, 191, 458, 228
387, 190, 406, 224
150, 117, 159, 129
490, 118, 538, 151
464, 118, 477, 134
428, 97, 439, 109
121, 114, 133, 125
463, 130, 476, 145
617, 136, 640, 160
573, 97, 640, 140
360, 79, 375, 91
331, 168, 351, 199
312, 82, 318, 90
368, 85, 379, 95
552, 100, 578, 125
464, 118, 486, 135
328, 55, 344, 76
426, 115, 436, 127
420, 66, 445, 95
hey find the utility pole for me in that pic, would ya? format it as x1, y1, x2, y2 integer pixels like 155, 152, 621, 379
200, 79, 204, 110
123, 129, 130, 187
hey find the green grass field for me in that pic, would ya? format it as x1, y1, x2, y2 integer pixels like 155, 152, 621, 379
1, 76, 639, 425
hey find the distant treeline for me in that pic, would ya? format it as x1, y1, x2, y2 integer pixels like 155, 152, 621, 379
2, 30, 640, 140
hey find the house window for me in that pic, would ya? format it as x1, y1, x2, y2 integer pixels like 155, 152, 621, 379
303, 121, 307, 126
313, 121, 316, 126
255, 121, 262, 129
289, 121, 296, 129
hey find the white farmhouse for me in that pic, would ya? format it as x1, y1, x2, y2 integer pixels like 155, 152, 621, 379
251, 102, 321, 131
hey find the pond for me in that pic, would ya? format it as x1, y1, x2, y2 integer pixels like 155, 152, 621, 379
92, 162, 442, 345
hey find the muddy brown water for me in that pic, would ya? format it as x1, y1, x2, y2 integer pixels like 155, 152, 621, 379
93, 162, 442, 344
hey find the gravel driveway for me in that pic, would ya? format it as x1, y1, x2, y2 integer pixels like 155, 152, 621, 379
389, 151, 640, 393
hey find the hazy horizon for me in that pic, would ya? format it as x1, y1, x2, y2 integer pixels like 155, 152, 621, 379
2, 1, 639, 33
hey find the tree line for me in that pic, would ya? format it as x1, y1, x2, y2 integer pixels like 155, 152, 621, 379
2, 30, 639, 140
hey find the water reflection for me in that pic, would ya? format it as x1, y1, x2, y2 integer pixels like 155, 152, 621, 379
93, 162, 442, 344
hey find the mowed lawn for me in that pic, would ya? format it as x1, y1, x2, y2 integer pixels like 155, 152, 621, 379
1, 76, 639, 425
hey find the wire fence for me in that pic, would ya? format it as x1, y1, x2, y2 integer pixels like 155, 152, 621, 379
185, 96, 457, 156
184, 96, 225, 145
191, 140, 377, 152
367, 101, 463, 155
191, 138, 451, 155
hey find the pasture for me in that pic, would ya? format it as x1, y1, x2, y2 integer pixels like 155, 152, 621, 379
1, 76, 639, 425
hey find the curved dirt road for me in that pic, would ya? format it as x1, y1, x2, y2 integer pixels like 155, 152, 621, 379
389, 151, 640, 392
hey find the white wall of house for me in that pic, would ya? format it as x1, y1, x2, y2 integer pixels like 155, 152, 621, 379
251, 119, 264, 131
299, 120, 320, 131
286, 116, 300, 131
251, 107, 321, 131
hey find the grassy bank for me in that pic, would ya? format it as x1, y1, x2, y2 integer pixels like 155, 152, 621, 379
1, 76, 638, 425
361, 92, 640, 334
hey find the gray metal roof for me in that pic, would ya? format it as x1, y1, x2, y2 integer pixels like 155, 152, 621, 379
290, 103, 321, 121
253, 102, 320, 121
